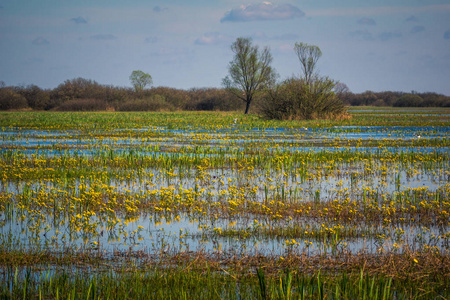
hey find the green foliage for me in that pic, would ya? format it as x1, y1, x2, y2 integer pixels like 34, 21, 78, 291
2, 266, 449, 299
223, 37, 277, 114
129, 70, 152, 93
261, 77, 345, 120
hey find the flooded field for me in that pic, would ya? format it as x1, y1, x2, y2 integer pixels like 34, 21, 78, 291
0, 109, 449, 298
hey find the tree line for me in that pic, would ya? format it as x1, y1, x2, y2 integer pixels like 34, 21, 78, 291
1, 38, 449, 115
0, 79, 246, 112
1, 78, 448, 113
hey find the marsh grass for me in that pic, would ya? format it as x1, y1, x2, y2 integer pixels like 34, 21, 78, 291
1, 250, 449, 299
0, 109, 449, 298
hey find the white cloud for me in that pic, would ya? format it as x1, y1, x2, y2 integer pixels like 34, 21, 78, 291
308, 5, 450, 17
221, 2, 304, 22
195, 32, 230, 45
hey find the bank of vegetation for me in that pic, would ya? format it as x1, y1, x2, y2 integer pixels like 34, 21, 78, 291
2, 79, 448, 112
1, 37, 449, 116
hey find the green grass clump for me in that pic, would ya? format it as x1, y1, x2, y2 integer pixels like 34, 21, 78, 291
2, 264, 449, 299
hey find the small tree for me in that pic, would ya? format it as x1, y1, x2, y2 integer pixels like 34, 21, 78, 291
129, 70, 152, 93
294, 42, 322, 85
223, 37, 277, 114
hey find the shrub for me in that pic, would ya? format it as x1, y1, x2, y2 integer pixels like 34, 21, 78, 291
187, 88, 245, 111
15, 85, 51, 110
419, 92, 450, 107
375, 91, 401, 106
141, 87, 190, 110
0, 88, 28, 110
261, 77, 346, 120
51, 78, 102, 101
372, 99, 386, 107
102, 85, 132, 103
56, 99, 107, 111
117, 95, 174, 111
393, 94, 423, 107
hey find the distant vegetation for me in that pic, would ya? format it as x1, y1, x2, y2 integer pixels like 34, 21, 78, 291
0, 78, 245, 112
342, 90, 450, 107
1, 78, 449, 113
1, 37, 449, 116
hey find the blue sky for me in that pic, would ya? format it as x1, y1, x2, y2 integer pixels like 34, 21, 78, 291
1, 0, 450, 95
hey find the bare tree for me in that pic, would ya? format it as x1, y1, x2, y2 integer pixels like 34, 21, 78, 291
294, 42, 322, 84
333, 82, 350, 95
223, 37, 277, 114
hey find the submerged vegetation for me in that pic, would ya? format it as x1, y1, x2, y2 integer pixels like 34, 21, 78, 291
0, 109, 449, 298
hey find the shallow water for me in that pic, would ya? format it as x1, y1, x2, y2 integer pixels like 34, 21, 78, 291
0, 123, 449, 256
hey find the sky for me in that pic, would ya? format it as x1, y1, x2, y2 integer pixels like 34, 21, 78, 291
1, 0, 450, 95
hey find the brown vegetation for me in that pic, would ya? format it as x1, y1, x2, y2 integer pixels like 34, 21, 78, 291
261, 77, 347, 120
1, 77, 449, 112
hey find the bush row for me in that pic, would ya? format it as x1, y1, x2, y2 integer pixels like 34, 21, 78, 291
341, 91, 450, 107
1, 78, 449, 111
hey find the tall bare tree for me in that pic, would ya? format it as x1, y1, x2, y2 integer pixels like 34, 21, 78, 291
294, 42, 322, 85
223, 37, 277, 114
